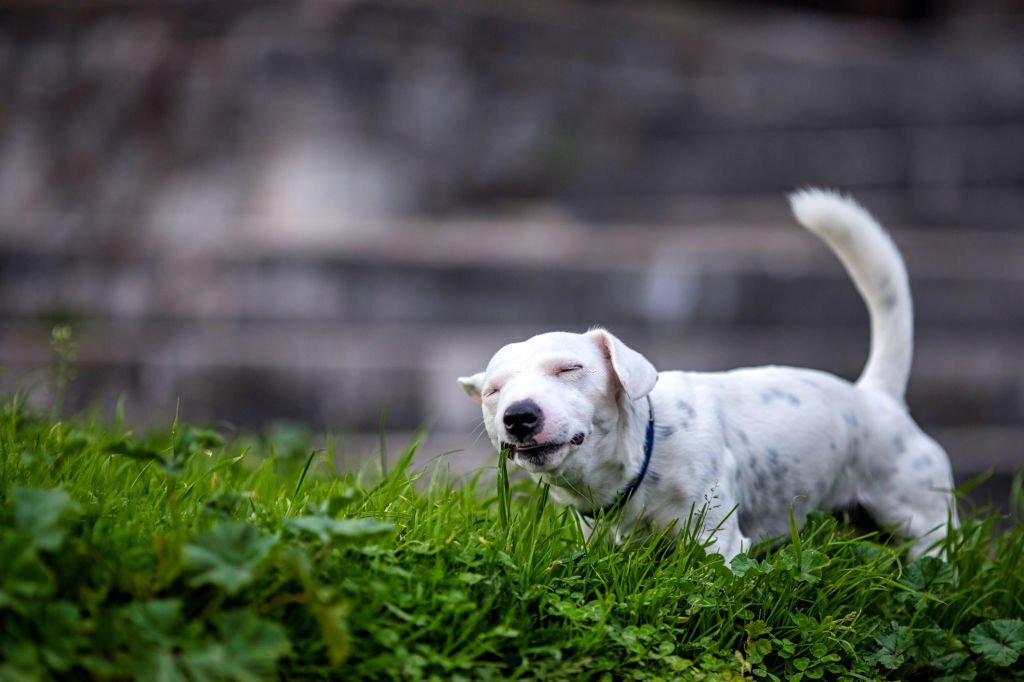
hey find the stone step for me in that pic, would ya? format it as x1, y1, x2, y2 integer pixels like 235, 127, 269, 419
2, 320, 1021, 431
2, 1, 1024, 242
1, 224, 1022, 327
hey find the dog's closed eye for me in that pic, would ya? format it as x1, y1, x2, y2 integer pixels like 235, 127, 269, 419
557, 364, 584, 376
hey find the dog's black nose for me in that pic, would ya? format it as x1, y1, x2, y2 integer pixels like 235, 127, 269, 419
503, 399, 544, 440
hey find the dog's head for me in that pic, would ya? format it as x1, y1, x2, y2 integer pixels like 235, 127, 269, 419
458, 328, 658, 477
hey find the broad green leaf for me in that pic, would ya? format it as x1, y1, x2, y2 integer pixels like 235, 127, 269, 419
968, 619, 1024, 667
61, 431, 93, 454
213, 609, 291, 662
183, 522, 277, 594
201, 491, 247, 520
899, 556, 954, 602
932, 651, 968, 673
745, 620, 772, 639
730, 553, 760, 577
137, 650, 189, 682
458, 571, 486, 585
0, 641, 46, 682
304, 489, 360, 517
181, 610, 291, 682
264, 422, 312, 460
910, 627, 948, 660
35, 602, 85, 672
779, 546, 829, 584
117, 600, 183, 644
870, 623, 912, 670
112, 601, 190, 682
286, 516, 393, 545
175, 425, 224, 456
0, 535, 54, 604
109, 438, 182, 476
13, 486, 80, 552
747, 637, 772, 664
108, 437, 165, 464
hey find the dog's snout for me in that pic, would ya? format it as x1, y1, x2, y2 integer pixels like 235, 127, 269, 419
503, 399, 544, 440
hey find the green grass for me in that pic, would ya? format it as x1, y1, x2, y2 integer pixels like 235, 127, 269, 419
1, 394, 1022, 681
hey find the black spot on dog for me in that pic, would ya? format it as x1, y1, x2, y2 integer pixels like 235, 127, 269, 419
816, 479, 829, 498
761, 388, 803, 407
771, 478, 787, 499
738, 507, 754, 536
656, 424, 676, 440
891, 436, 907, 454
676, 400, 697, 420
878, 275, 899, 311
646, 470, 662, 486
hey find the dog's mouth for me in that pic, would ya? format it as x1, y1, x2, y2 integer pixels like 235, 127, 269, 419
504, 433, 585, 464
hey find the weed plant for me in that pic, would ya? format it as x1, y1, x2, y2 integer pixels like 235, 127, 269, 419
1, 394, 1022, 680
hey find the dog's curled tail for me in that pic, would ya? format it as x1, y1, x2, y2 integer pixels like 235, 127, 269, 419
789, 188, 913, 401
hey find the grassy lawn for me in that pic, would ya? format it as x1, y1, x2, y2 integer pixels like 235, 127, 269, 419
1, 394, 1022, 681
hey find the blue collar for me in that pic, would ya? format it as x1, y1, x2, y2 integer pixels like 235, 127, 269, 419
580, 394, 656, 519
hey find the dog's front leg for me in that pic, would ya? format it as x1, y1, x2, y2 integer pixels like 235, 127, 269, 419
574, 511, 626, 546
685, 457, 752, 563
701, 517, 750, 562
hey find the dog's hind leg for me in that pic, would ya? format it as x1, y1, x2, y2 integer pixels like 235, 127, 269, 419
857, 434, 958, 559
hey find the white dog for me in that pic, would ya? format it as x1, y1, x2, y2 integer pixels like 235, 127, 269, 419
459, 189, 956, 560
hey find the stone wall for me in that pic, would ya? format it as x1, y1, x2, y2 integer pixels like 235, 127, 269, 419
0, 0, 1022, 498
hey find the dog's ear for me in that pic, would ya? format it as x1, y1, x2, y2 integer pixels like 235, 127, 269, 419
458, 372, 486, 404
587, 328, 658, 400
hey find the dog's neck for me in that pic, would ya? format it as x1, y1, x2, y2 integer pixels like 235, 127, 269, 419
542, 391, 652, 513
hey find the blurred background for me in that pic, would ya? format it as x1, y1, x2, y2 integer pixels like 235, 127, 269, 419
0, 0, 1021, 504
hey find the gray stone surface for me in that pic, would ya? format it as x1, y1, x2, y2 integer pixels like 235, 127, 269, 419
0, 0, 1022, 502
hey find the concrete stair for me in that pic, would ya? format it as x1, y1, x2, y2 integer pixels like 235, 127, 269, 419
1, 220, 1022, 492
1, 0, 1022, 508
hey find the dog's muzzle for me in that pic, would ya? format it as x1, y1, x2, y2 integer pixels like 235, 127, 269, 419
503, 432, 586, 464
